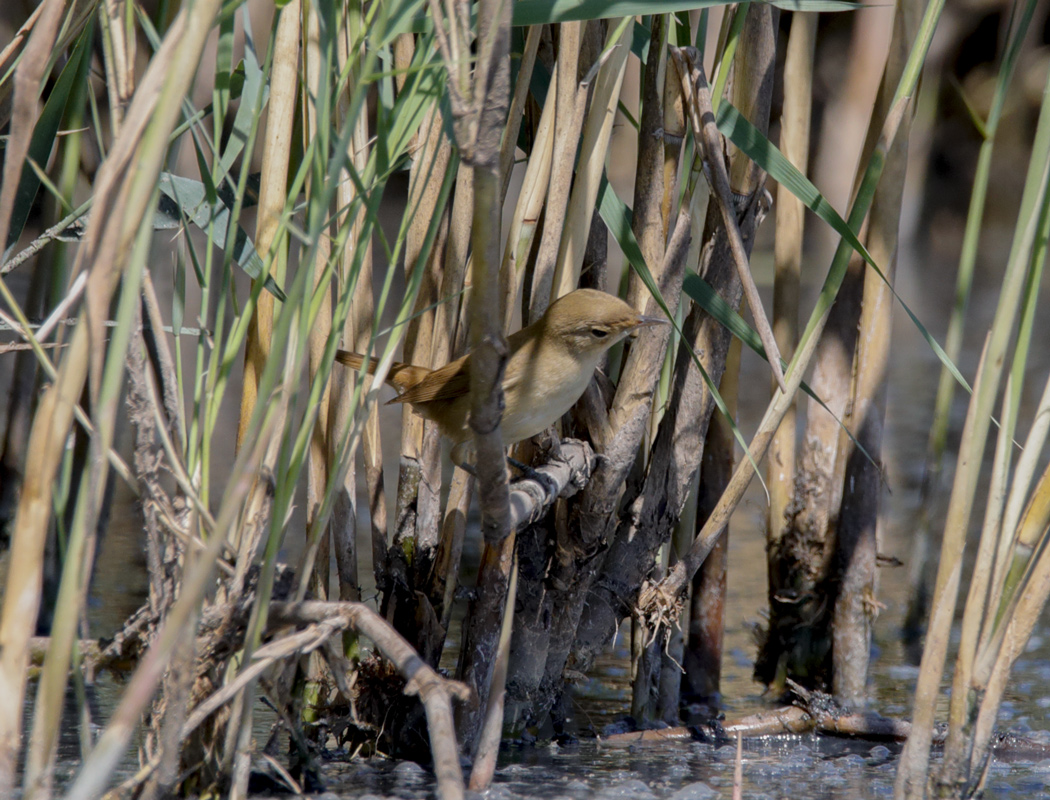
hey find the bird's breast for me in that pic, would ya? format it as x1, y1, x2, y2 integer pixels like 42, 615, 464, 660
500, 349, 597, 445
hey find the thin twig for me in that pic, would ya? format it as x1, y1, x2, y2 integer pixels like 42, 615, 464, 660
671, 46, 786, 393
0, 201, 91, 274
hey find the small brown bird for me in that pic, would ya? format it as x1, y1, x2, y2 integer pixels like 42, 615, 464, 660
336, 288, 667, 466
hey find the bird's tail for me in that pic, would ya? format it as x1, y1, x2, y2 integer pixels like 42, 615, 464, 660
334, 350, 378, 374
335, 350, 431, 395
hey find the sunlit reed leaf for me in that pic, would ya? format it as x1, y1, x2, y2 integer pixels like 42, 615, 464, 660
158, 173, 286, 300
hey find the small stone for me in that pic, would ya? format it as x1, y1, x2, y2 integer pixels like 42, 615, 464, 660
595, 778, 656, 799
868, 744, 892, 764
668, 781, 718, 800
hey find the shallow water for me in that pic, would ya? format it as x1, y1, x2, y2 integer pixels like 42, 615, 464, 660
313, 735, 1050, 800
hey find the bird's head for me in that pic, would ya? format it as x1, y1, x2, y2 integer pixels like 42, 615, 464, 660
542, 288, 669, 356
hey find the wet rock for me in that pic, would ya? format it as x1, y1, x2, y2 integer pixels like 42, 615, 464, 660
565, 778, 592, 795
667, 781, 717, 800
595, 778, 655, 799
484, 784, 517, 800
868, 744, 892, 764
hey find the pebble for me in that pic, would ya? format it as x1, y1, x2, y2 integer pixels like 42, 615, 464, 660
667, 782, 718, 800
594, 778, 656, 799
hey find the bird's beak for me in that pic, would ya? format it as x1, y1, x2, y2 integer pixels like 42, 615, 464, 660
633, 315, 669, 329
625, 315, 669, 338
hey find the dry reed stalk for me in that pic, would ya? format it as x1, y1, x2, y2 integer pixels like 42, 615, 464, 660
687, 38, 784, 395
933, 378, 1017, 793
429, 469, 472, 632
99, 0, 135, 134
527, 21, 584, 320
235, 0, 298, 452
684, 333, 739, 705
811, 10, 894, 260
626, 13, 667, 312
394, 31, 414, 93
661, 31, 686, 246
229, 1, 299, 600
831, 0, 921, 703
894, 338, 993, 799
303, 5, 335, 602
468, 556, 517, 791
0, 0, 65, 255
389, 102, 451, 623
331, 15, 377, 604
767, 13, 814, 551
550, 19, 633, 303
499, 24, 541, 201
498, 58, 555, 329
628, 13, 672, 721
653, 63, 691, 720
222, 7, 303, 794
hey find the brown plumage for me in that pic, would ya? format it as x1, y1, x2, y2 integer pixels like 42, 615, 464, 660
336, 288, 666, 465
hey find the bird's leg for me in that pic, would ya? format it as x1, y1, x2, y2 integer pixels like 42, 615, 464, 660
506, 454, 562, 499
456, 461, 478, 478
506, 455, 541, 481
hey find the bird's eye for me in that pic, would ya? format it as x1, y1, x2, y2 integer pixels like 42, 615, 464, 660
590, 328, 608, 338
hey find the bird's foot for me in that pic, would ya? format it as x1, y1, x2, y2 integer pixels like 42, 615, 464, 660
506, 456, 561, 497
506, 456, 541, 481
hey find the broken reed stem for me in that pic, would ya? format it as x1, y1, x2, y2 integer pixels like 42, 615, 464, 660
270, 602, 468, 800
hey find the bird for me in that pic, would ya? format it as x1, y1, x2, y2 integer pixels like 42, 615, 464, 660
336, 288, 668, 467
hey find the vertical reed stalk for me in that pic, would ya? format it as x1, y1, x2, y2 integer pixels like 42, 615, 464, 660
831, 0, 920, 703
896, 53, 1050, 800
767, 13, 814, 553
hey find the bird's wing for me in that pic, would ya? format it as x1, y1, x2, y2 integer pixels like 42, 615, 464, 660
390, 354, 471, 405
335, 350, 433, 394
